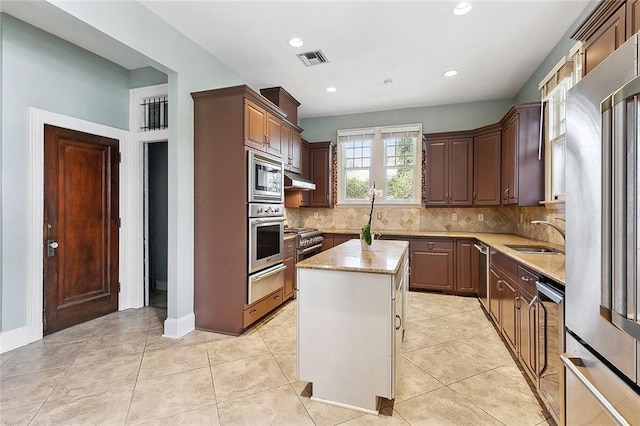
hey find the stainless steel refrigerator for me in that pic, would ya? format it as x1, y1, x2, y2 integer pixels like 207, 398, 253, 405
565, 34, 640, 425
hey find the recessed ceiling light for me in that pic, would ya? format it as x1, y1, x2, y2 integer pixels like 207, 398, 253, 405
444, 69, 459, 77
453, 2, 472, 15
384, 79, 393, 87
326, 86, 337, 93
289, 37, 304, 48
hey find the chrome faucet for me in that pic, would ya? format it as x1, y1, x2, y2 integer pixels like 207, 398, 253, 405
531, 220, 566, 241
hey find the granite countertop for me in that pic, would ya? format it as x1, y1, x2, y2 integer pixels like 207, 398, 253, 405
284, 233, 297, 241
296, 239, 409, 275
319, 229, 565, 284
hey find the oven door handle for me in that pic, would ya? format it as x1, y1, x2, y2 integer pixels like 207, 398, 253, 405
251, 217, 286, 224
298, 244, 323, 255
250, 263, 287, 281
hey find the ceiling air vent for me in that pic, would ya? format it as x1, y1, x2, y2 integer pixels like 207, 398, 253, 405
297, 50, 328, 67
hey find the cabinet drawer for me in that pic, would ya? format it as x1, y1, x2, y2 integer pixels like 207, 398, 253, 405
517, 266, 539, 295
284, 238, 296, 255
243, 288, 283, 328
490, 251, 518, 280
410, 238, 454, 252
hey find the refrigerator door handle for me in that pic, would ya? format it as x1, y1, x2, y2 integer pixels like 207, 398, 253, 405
561, 354, 632, 426
601, 75, 640, 339
600, 91, 613, 319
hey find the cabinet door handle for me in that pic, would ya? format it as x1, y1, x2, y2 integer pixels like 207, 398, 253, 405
504, 188, 510, 199
249, 309, 257, 315
472, 191, 476, 200
497, 279, 503, 291
521, 275, 531, 282
395, 314, 402, 330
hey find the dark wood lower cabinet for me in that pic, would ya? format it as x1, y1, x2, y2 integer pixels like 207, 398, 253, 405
489, 268, 502, 324
489, 251, 518, 353
455, 239, 478, 294
500, 278, 518, 353
333, 233, 359, 246
517, 266, 541, 383
410, 238, 454, 291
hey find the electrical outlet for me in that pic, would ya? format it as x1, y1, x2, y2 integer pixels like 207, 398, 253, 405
313, 212, 319, 219
377, 212, 382, 220
451, 213, 458, 221
478, 213, 484, 222
520, 213, 524, 223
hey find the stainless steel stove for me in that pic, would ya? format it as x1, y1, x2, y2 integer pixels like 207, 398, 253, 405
284, 228, 323, 262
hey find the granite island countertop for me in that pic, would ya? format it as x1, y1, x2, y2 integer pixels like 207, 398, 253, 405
319, 229, 565, 284
296, 239, 409, 275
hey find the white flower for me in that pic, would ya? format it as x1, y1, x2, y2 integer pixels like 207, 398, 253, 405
367, 186, 383, 199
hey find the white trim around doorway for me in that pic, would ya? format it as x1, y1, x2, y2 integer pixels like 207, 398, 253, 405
7, 107, 136, 352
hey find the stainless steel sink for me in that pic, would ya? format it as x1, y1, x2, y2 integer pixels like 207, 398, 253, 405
505, 244, 564, 255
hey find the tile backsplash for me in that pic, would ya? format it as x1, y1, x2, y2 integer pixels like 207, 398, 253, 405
286, 205, 565, 246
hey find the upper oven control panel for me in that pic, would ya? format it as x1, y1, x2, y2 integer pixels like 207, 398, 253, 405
248, 203, 284, 218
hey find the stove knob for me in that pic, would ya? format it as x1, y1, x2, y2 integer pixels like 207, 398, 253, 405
274, 207, 280, 213
257, 207, 264, 214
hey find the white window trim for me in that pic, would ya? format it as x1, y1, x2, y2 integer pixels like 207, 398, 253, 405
336, 123, 423, 206
538, 43, 581, 209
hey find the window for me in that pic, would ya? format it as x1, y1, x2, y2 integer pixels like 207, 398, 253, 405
539, 43, 581, 205
337, 124, 422, 205
546, 80, 569, 200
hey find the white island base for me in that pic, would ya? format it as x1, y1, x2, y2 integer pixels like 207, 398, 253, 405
296, 240, 409, 414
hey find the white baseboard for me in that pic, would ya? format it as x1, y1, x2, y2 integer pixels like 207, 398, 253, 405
0, 323, 43, 354
163, 312, 195, 339
155, 280, 167, 291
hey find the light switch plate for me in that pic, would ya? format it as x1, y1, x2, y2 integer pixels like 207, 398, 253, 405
313, 212, 319, 219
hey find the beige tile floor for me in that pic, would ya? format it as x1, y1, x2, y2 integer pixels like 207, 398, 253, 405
0, 292, 553, 425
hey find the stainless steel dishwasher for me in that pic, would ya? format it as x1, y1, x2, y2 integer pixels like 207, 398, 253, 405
535, 279, 565, 424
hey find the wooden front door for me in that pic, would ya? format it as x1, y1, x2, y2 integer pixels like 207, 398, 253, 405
43, 125, 120, 335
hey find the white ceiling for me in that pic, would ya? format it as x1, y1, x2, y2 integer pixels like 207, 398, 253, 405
2, 1, 591, 120
140, 0, 591, 119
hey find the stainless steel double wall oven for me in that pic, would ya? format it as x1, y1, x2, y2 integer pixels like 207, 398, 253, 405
247, 150, 285, 305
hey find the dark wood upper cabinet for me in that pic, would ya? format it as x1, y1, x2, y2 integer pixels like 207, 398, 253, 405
259, 86, 303, 171
500, 103, 543, 206
573, 1, 637, 77
265, 113, 283, 157
473, 128, 501, 206
309, 141, 333, 208
583, 3, 626, 75
628, 0, 640, 36
425, 136, 473, 207
425, 138, 449, 206
244, 99, 285, 157
260, 86, 300, 125
290, 130, 302, 173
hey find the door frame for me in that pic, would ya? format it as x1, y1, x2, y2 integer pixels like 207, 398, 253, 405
26, 107, 134, 345
143, 139, 169, 306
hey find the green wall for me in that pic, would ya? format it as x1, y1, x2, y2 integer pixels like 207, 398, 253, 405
300, 99, 514, 143
1, 13, 131, 330
130, 66, 168, 89
515, 1, 599, 103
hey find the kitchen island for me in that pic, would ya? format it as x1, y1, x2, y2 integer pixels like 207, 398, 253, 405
296, 239, 409, 414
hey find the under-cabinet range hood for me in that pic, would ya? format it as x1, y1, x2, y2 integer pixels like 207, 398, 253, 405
284, 171, 315, 190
